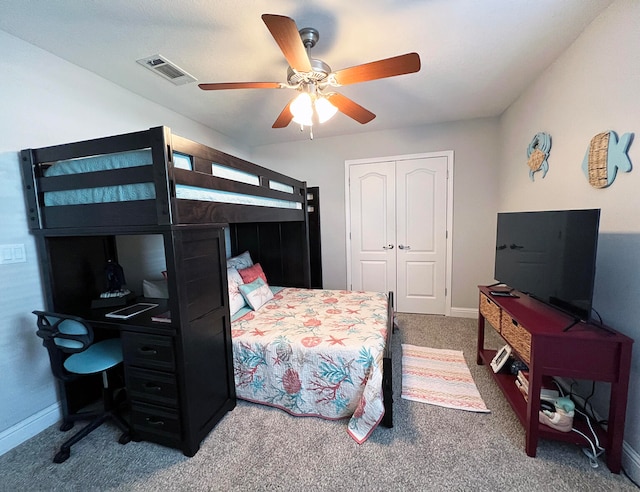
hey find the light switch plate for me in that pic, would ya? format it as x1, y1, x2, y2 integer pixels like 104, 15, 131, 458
0, 244, 27, 264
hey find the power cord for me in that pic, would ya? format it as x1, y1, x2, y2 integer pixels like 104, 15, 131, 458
572, 407, 605, 468
553, 378, 604, 468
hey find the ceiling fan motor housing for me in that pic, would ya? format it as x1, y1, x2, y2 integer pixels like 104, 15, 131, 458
287, 58, 332, 85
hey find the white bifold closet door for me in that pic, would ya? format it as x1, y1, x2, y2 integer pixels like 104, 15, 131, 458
348, 155, 448, 314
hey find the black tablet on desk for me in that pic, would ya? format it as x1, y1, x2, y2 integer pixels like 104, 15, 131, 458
105, 302, 158, 319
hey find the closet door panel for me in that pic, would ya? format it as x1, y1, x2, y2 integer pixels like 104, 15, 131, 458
349, 162, 396, 293
396, 157, 448, 313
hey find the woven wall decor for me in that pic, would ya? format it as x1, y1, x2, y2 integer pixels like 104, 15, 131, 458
581, 131, 633, 188
527, 132, 551, 181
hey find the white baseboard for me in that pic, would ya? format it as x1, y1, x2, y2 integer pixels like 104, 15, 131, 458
450, 307, 478, 318
0, 403, 61, 457
623, 441, 640, 484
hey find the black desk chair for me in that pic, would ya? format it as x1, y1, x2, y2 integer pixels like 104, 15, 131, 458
33, 310, 131, 463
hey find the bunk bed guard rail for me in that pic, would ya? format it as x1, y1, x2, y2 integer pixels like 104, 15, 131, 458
20, 127, 308, 230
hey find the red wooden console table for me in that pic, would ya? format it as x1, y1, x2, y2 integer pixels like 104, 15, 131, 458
476, 285, 633, 473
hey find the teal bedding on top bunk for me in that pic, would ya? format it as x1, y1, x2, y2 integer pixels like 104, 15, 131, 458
42, 150, 302, 210
43, 149, 156, 206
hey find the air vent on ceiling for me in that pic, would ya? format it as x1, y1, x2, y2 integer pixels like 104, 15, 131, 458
136, 54, 197, 86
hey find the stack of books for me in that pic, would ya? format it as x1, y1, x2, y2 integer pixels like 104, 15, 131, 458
514, 370, 560, 402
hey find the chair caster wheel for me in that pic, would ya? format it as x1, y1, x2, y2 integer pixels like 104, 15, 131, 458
60, 422, 73, 432
118, 432, 131, 445
59, 422, 74, 432
53, 449, 70, 463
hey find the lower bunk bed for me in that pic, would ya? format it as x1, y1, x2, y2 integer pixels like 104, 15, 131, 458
225, 251, 394, 443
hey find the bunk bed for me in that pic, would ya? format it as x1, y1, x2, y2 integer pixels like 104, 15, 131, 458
20, 126, 394, 453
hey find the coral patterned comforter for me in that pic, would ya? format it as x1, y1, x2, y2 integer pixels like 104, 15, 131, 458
231, 288, 389, 443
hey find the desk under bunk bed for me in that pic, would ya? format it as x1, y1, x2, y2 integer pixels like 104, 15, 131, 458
20, 126, 394, 456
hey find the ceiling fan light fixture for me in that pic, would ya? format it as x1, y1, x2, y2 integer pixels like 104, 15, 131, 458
315, 96, 338, 123
291, 92, 313, 126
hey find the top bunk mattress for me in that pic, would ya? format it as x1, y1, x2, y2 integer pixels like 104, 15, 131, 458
43, 149, 302, 211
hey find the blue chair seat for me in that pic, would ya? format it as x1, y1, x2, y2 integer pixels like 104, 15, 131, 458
64, 338, 123, 375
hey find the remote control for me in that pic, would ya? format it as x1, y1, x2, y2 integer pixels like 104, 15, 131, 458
490, 291, 518, 298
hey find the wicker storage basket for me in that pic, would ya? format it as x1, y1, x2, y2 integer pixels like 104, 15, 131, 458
480, 293, 501, 333
500, 311, 531, 365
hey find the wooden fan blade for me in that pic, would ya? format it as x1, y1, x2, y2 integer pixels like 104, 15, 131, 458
326, 93, 376, 124
199, 82, 282, 90
262, 14, 312, 73
332, 52, 421, 86
272, 100, 294, 128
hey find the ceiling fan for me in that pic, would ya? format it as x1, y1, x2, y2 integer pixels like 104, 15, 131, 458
199, 14, 421, 132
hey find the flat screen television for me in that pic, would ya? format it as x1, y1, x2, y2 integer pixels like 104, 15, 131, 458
494, 209, 600, 322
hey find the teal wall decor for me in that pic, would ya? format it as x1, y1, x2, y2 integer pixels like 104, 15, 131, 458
527, 132, 551, 181
582, 131, 633, 188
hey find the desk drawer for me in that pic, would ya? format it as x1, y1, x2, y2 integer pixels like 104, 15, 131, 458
500, 312, 531, 365
480, 293, 501, 332
126, 367, 178, 408
130, 402, 181, 446
122, 332, 175, 371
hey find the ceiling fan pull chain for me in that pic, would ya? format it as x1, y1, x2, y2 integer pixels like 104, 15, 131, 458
298, 124, 314, 140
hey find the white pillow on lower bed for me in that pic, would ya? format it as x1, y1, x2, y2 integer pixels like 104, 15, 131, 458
227, 267, 246, 316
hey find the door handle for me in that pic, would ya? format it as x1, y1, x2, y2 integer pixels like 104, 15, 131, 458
398, 245, 411, 250
383, 244, 394, 250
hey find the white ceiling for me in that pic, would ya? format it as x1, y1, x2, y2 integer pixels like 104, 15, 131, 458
0, 0, 613, 147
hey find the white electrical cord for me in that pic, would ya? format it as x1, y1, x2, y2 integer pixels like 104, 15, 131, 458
553, 379, 604, 468
571, 407, 605, 468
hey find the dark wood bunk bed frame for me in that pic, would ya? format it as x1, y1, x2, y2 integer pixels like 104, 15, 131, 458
20, 126, 394, 457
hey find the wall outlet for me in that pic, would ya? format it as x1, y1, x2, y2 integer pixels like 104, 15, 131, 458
0, 244, 27, 264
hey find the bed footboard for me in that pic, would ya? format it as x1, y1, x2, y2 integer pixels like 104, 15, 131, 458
381, 291, 394, 428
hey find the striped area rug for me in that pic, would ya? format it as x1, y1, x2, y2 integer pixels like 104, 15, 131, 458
401, 344, 490, 413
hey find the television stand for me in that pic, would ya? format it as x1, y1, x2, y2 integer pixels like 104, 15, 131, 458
477, 285, 633, 473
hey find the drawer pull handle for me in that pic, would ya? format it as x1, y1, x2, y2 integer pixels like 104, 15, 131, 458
512, 319, 519, 326
138, 347, 158, 355
144, 383, 162, 392
145, 417, 165, 426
